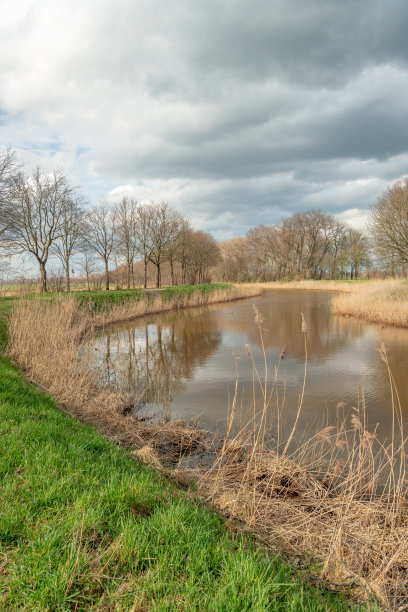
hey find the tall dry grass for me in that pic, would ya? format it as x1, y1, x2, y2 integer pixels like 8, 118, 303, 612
239, 280, 362, 292
7, 288, 408, 609
6, 286, 258, 461
330, 280, 408, 327
190, 308, 408, 610
242, 278, 408, 328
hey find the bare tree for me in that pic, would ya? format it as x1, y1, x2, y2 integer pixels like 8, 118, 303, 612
246, 225, 280, 280
148, 202, 180, 288
134, 203, 153, 289
218, 237, 250, 282
115, 197, 138, 289
5, 167, 73, 292
176, 219, 193, 284
53, 195, 84, 291
369, 178, 408, 276
0, 147, 20, 240
84, 204, 117, 290
165, 211, 183, 285
347, 229, 370, 279
78, 246, 98, 291
187, 230, 220, 284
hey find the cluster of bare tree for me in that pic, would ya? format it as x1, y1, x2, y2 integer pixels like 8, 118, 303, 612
218, 211, 370, 282
0, 149, 220, 292
84, 199, 219, 291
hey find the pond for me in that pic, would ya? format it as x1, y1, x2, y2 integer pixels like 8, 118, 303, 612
84, 289, 408, 445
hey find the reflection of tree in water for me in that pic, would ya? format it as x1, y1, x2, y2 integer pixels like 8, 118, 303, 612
223, 291, 366, 362
92, 311, 221, 414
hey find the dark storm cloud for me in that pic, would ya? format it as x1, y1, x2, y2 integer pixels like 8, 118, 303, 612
1, 0, 408, 235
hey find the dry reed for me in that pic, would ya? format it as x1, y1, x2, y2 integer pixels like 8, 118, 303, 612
7, 287, 408, 609
242, 279, 408, 328
6, 286, 257, 463
239, 280, 360, 292
330, 280, 408, 327
189, 309, 408, 610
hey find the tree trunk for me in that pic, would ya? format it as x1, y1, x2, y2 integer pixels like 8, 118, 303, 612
127, 262, 131, 289
66, 262, 71, 292
39, 261, 47, 293
104, 260, 110, 290
156, 264, 161, 288
170, 259, 175, 286
144, 258, 148, 289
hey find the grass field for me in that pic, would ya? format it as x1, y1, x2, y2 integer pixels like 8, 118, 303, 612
0, 293, 354, 610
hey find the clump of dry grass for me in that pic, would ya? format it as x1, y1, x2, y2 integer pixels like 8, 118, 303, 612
331, 280, 408, 327
192, 309, 408, 610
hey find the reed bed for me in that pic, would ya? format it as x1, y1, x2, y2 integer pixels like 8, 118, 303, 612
239, 280, 364, 292
331, 280, 408, 327
7, 289, 408, 609
242, 278, 408, 328
6, 286, 257, 463
188, 308, 407, 610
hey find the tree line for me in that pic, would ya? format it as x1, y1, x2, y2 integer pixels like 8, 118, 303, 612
218, 211, 370, 282
0, 149, 219, 292
218, 179, 408, 282
2, 146, 408, 288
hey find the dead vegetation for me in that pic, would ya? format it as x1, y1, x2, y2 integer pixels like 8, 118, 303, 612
330, 279, 408, 327
7, 291, 408, 610
6, 287, 257, 463
242, 278, 408, 328
239, 280, 361, 292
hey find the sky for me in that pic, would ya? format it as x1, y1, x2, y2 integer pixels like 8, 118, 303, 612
1, 0, 408, 240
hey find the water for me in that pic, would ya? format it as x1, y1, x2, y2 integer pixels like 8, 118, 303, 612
85, 290, 408, 443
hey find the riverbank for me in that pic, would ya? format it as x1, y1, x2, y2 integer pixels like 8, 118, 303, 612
7, 291, 408, 608
0, 293, 354, 610
239, 279, 370, 292
241, 279, 408, 328
330, 280, 408, 327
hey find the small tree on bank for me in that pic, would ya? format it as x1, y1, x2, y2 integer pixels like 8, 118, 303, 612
148, 202, 181, 288
53, 194, 84, 292
84, 204, 116, 290
115, 197, 138, 289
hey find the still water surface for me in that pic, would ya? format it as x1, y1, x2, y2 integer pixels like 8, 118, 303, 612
86, 290, 408, 442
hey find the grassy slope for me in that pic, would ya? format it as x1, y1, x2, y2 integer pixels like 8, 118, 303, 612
0, 295, 353, 610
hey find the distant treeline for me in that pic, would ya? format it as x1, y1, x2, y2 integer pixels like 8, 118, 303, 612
217, 177, 408, 282
1, 146, 407, 290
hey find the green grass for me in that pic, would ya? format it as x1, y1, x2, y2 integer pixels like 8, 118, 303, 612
74, 283, 232, 311
0, 294, 359, 610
